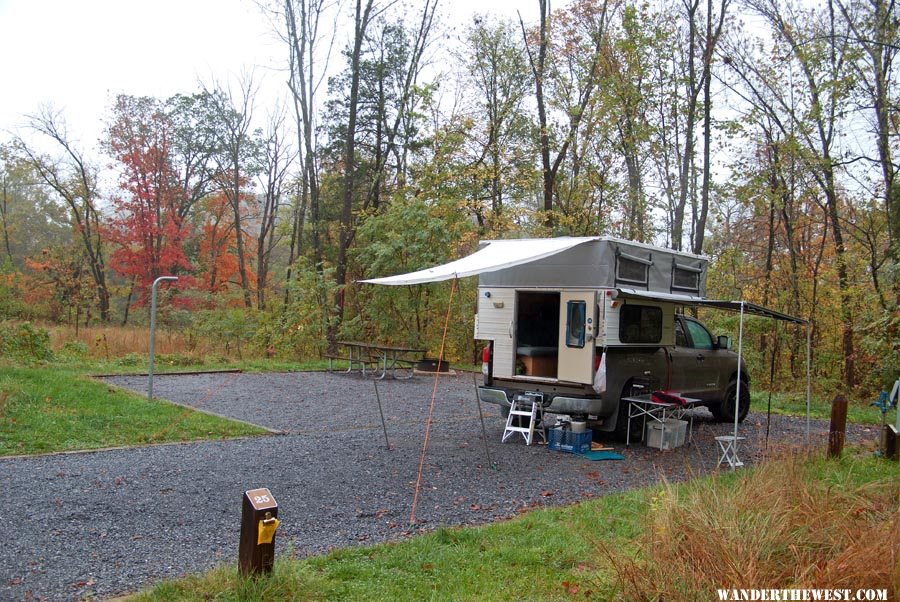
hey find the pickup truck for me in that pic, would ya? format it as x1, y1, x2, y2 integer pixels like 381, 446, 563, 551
480, 313, 750, 440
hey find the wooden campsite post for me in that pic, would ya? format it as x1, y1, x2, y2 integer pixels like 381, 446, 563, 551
239, 488, 279, 576
828, 394, 848, 458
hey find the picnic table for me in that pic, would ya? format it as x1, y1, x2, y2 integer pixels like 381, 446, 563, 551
327, 341, 425, 380
621, 393, 702, 447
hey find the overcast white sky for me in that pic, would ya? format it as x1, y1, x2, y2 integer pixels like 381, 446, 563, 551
0, 0, 534, 151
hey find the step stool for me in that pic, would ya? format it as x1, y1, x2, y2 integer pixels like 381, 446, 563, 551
715, 435, 746, 469
502, 393, 546, 446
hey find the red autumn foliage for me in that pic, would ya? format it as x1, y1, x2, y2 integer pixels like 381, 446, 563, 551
195, 191, 253, 298
105, 97, 195, 306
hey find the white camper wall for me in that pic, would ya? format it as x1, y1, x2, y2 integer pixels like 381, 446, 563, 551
603, 296, 675, 346
474, 288, 517, 377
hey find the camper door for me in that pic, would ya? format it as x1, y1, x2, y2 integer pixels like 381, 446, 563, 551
475, 288, 517, 378
558, 291, 597, 384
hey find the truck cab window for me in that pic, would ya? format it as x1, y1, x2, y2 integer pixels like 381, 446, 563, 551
685, 319, 713, 349
566, 301, 586, 348
619, 304, 662, 344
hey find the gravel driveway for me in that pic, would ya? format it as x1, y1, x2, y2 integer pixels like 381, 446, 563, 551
0, 371, 877, 601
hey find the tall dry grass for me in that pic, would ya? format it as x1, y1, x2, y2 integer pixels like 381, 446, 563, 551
48, 325, 216, 359
603, 452, 900, 601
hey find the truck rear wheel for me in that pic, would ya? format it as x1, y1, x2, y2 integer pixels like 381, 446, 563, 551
711, 379, 750, 423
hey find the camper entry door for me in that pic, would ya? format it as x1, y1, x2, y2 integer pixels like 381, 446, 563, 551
557, 291, 597, 384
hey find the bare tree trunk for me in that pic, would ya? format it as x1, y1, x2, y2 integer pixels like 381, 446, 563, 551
672, 0, 702, 251
694, 0, 728, 255
231, 171, 253, 309
256, 108, 293, 310
521, 0, 610, 230
521, 0, 552, 223
334, 0, 376, 345
284, 179, 307, 306
834, 0, 898, 292
206, 76, 259, 309
361, 0, 438, 213
283, 0, 331, 272
0, 177, 12, 261
122, 276, 136, 326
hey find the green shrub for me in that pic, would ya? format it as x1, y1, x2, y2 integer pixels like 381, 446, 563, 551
58, 340, 89, 359
0, 321, 54, 361
160, 353, 203, 367
115, 352, 144, 367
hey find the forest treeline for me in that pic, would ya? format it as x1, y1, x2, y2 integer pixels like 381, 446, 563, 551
0, 0, 896, 393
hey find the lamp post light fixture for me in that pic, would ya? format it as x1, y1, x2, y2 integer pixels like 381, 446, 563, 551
149, 276, 178, 400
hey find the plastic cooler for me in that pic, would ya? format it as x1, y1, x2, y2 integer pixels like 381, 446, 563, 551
645, 419, 687, 450
548, 427, 592, 454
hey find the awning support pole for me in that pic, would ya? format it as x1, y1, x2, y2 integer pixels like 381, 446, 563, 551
734, 302, 745, 450
372, 380, 391, 451
410, 278, 457, 525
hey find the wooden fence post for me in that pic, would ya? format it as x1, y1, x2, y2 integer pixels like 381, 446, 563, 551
828, 394, 848, 458
883, 425, 898, 461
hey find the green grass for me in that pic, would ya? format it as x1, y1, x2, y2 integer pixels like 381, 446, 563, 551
130, 489, 649, 601
128, 451, 897, 601
750, 390, 885, 425
0, 365, 267, 456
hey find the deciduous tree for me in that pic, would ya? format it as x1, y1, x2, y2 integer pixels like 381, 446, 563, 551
17, 107, 111, 321
104, 95, 194, 309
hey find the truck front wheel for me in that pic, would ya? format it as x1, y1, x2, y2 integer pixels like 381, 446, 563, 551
711, 379, 750, 423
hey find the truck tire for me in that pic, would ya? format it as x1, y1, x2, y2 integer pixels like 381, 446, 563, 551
711, 379, 750, 423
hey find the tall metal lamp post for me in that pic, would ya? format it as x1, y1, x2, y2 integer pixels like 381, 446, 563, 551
149, 276, 178, 400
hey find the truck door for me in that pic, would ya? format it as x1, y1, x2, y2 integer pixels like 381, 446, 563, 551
683, 317, 732, 398
670, 316, 721, 401
557, 291, 597, 384
668, 316, 706, 398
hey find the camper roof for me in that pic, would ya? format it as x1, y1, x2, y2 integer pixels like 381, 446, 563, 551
361, 236, 707, 290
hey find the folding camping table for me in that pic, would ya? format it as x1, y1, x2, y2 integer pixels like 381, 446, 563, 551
621, 394, 702, 447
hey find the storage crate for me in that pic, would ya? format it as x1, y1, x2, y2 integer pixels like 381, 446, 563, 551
645, 419, 687, 450
548, 427, 592, 454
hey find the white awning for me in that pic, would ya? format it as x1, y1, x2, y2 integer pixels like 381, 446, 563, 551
360, 237, 599, 285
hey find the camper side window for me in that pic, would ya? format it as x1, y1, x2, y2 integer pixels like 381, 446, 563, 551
565, 301, 586, 348
616, 257, 649, 285
672, 263, 701, 292
619, 304, 663, 344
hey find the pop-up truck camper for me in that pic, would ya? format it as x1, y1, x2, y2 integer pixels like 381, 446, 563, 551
364, 236, 750, 440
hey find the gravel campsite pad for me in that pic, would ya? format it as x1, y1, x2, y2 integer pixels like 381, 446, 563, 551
0, 371, 877, 600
